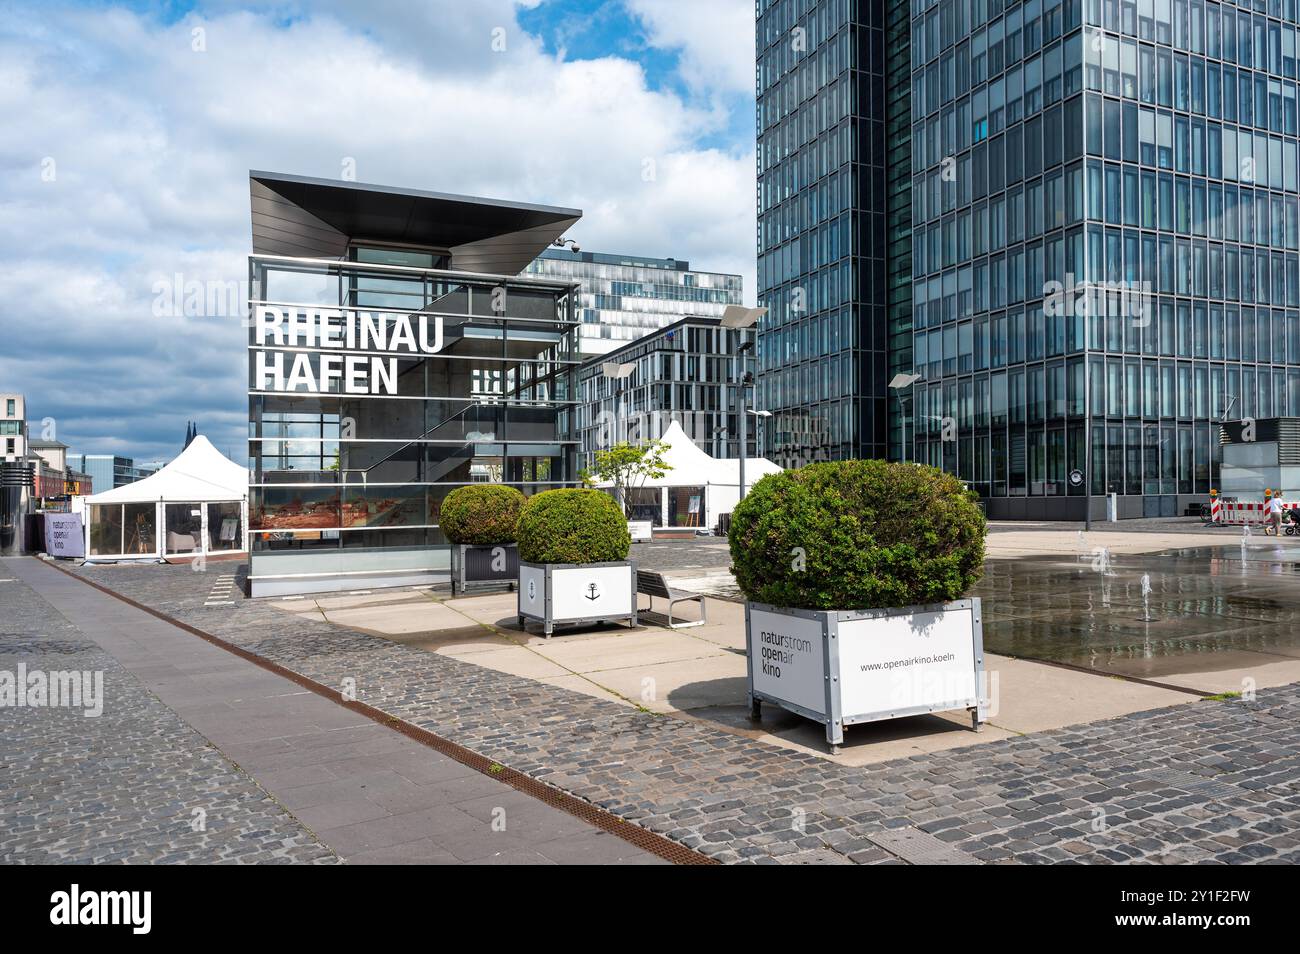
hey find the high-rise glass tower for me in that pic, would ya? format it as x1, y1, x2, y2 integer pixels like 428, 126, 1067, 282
756, 0, 890, 468
761, 0, 1300, 520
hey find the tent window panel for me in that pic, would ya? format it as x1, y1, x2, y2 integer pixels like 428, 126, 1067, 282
625, 488, 661, 526
122, 503, 156, 555
89, 504, 124, 556
668, 487, 705, 528
208, 502, 243, 552
165, 504, 203, 554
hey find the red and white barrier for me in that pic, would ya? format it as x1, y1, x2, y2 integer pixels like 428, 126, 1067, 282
1215, 500, 1300, 524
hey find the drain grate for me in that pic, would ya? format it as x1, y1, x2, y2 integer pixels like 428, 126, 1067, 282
869, 827, 981, 865
47, 560, 718, 867
1146, 767, 1243, 803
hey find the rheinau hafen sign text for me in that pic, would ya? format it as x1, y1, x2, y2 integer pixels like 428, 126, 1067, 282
252, 306, 444, 395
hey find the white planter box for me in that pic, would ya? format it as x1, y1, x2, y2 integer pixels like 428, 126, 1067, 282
517, 560, 637, 637
746, 598, 987, 753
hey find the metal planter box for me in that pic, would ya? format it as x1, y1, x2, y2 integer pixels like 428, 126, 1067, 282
517, 560, 637, 637
746, 598, 987, 754
451, 543, 519, 595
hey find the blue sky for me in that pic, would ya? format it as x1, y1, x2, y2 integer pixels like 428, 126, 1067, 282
0, 0, 756, 467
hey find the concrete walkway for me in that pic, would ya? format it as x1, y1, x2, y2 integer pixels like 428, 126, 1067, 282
289, 588, 1198, 767
11, 558, 662, 865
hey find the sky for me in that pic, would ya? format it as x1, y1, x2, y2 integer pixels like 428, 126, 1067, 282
0, 0, 757, 468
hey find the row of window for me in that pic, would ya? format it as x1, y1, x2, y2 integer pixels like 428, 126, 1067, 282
919, 166, 1300, 262
917, 81, 1300, 198
911, 360, 1299, 428
915, 300, 1300, 362
915, 0, 1300, 83
916, 228, 1300, 307
912, 422, 1217, 497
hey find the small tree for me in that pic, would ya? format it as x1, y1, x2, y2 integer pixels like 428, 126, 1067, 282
581, 439, 672, 519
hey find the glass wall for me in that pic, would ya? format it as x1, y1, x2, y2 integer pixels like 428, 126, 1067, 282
525, 249, 743, 354
247, 251, 580, 554
164, 504, 202, 554
88, 502, 156, 556
908, 0, 1300, 510
574, 320, 758, 472
756, 0, 889, 466
207, 501, 242, 552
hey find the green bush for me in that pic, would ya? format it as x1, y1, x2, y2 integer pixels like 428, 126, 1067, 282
728, 460, 986, 611
440, 485, 526, 546
516, 488, 631, 564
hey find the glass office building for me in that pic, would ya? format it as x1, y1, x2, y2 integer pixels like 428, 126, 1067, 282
756, 0, 891, 468
525, 248, 743, 356
574, 316, 760, 474
908, 0, 1300, 519
759, 0, 1300, 518
245, 172, 583, 595
73, 455, 150, 491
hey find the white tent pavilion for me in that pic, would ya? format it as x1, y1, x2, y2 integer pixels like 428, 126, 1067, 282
597, 420, 782, 531
78, 436, 249, 561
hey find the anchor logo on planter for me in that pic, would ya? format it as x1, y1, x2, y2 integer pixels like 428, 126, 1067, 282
527, 579, 536, 601
584, 581, 601, 601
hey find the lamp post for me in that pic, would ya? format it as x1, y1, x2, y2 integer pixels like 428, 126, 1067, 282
888, 372, 922, 464
721, 305, 768, 501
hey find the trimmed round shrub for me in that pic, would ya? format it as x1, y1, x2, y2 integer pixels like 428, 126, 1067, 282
440, 485, 526, 546
728, 460, 986, 611
516, 489, 631, 564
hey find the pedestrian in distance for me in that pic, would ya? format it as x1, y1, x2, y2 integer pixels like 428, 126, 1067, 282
1268, 491, 1285, 536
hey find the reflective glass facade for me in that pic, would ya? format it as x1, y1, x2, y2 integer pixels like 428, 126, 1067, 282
759, 0, 1300, 517
574, 317, 759, 474
73, 455, 147, 490
525, 248, 742, 357
911, 0, 1300, 518
756, 0, 889, 467
247, 251, 580, 556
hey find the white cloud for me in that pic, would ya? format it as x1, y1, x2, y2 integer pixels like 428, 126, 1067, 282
0, 2, 756, 465
626, 0, 756, 97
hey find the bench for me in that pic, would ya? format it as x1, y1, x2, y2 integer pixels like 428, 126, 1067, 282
636, 570, 706, 629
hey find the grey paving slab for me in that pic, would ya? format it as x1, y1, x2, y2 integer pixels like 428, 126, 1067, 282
0, 559, 335, 865
57, 558, 1300, 866
8, 558, 664, 866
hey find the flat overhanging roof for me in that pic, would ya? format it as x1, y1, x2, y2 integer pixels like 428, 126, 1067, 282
249, 171, 582, 276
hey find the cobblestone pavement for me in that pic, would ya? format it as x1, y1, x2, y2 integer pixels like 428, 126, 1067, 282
65, 560, 1300, 865
0, 561, 337, 864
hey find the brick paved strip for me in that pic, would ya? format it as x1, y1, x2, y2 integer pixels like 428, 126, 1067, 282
0, 562, 337, 865
63, 560, 1300, 866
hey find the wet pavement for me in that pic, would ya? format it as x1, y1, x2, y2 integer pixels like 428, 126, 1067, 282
976, 543, 1300, 681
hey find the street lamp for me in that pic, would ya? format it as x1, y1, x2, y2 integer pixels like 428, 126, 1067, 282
721, 306, 768, 500
888, 372, 922, 464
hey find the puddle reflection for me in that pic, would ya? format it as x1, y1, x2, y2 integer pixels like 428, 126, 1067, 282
974, 544, 1300, 678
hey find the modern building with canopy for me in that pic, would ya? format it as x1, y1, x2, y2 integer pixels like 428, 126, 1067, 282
80, 436, 248, 561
